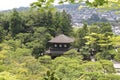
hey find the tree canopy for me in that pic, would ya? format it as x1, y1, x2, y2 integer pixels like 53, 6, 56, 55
0, 0, 120, 80
31, 0, 120, 11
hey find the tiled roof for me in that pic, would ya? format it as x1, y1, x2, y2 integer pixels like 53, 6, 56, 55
48, 34, 74, 43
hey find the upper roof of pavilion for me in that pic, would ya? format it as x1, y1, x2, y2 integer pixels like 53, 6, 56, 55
48, 34, 74, 43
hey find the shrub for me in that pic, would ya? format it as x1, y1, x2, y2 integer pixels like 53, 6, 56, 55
95, 51, 113, 60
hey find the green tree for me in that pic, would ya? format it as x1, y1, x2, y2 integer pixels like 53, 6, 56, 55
64, 49, 80, 58
99, 23, 112, 34
46, 10, 53, 27
59, 10, 72, 35
0, 26, 5, 43
32, 45, 44, 58
46, 10, 55, 36
99, 60, 115, 73
75, 23, 88, 49
10, 9, 24, 36
52, 12, 61, 36
0, 14, 10, 32
89, 25, 100, 34
94, 22, 113, 36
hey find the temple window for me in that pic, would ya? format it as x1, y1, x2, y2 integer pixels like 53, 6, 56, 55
64, 44, 67, 47
54, 44, 57, 47
59, 44, 62, 47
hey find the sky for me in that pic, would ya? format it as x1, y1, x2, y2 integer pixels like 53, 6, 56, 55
0, 0, 37, 11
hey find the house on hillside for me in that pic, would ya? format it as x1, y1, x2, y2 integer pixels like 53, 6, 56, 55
45, 34, 75, 58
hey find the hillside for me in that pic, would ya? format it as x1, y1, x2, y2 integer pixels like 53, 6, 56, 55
1, 4, 120, 34
56, 4, 120, 34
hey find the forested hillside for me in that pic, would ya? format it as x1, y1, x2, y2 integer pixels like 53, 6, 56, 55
0, 1, 120, 80
56, 3, 120, 34
2, 3, 120, 34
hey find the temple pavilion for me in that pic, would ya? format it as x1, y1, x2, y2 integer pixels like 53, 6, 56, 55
46, 34, 74, 58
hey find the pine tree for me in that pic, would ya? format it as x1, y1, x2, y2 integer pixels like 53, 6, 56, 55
10, 9, 24, 36
59, 10, 72, 35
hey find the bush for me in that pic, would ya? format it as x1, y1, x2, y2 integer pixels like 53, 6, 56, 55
15, 48, 31, 56
81, 62, 104, 73
32, 46, 44, 58
114, 48, 120, 62
80, 46, 91, 60
0, 71, 18, 80
0, 66, 6, 72
95, 51, 113, 60
114, 53, 120, 62
99, 60, 115, 73
38, 55, 52, 64
64, 49, 79, 57
98, 74, 120, 80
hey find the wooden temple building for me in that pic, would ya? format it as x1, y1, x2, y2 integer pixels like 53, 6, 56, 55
46, 34, 74, 58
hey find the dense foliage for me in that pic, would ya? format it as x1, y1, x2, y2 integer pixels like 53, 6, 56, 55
0, 3, 120, 79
